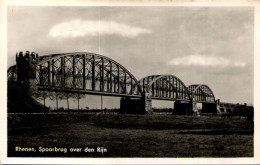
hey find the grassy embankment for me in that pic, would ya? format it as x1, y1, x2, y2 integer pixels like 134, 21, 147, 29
8, 113, 253, 157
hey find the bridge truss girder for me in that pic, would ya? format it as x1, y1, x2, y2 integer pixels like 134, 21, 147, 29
37, 53, 143, 97
139, 74, 190, 101
9, 52, 143, 98
187, 84, 215, 103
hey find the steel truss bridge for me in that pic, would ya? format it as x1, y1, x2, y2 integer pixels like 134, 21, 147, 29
8, 51, 217, 114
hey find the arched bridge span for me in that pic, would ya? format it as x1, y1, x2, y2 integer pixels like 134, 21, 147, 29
9, 51, 143, 98
187, 84, 215, 103
139, 74, 190, 101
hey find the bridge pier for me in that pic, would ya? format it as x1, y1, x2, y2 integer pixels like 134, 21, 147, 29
201, 102, 217, 113
192, 101, 200, 115
201, 99, 220, 113
172, 101, 193, 115
119, 96, 152, 114
173, 100, 220, 115
173, 99, 221, 115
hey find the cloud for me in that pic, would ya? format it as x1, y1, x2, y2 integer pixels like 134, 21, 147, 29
167, 54, 246, 68
49, 19, 151, 38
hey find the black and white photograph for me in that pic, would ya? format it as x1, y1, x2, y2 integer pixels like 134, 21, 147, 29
1, 0, 260, 163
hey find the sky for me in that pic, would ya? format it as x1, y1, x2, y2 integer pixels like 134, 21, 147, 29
7, 6, 254, 108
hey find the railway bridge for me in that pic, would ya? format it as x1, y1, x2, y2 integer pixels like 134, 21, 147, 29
8, 51, 220, 115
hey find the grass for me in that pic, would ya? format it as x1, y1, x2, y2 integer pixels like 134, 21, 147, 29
8, 114, 253, 157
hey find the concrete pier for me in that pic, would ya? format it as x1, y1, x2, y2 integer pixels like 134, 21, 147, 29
172, 101, 193, 115
120, 96, 152, 114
